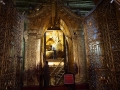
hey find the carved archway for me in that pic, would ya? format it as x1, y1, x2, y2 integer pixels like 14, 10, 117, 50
24, 4, 86, 86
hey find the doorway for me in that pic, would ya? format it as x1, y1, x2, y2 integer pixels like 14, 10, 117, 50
43, 30, 66, 85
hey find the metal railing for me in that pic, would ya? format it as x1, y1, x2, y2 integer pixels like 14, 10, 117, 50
50, 58, 64, 76
54, 66, 65, 85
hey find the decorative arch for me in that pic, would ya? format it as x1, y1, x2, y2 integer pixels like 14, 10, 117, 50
24, 4, 85, 85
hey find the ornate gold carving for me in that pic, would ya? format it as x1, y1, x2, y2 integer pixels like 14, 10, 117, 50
84, 0, 120, 89
24, 33, 40, 86
0, 0, 23, 90
25, 1, 84, 85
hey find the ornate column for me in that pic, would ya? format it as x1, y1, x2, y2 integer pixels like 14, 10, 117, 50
73, 30, 86, 83
36, 34, 41, 68
24, 30, 40, 86
23, 31, 28, 86
68, 38, 74, 73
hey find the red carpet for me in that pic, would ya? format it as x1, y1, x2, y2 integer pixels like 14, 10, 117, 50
22, 83, 89, 90
22, 85, 40, 90
76, 83, 89, 90
43, 85, 69, 90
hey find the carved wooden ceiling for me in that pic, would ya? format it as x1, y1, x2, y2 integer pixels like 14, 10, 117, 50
15, 0, 98, 16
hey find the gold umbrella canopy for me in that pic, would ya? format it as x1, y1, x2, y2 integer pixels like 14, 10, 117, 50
46, 38, 55, 45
